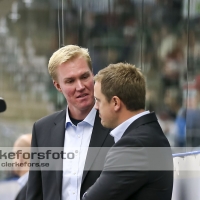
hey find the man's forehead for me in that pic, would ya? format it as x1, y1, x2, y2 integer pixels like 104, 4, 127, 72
94, 82, 101, 92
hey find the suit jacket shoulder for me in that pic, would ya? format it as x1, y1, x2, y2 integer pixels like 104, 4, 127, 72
34, 109, 66, 128
118, 112, 171, 148
32, 109, 66, 147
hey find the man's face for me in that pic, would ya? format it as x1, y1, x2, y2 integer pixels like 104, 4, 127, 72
94, 81, 117, 129
53, 56, 95, 115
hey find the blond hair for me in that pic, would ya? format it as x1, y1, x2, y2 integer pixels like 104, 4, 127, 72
94, 63, 146, 111
48, 45, 92, 80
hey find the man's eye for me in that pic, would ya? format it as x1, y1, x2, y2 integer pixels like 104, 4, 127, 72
82, 75, 89, 79
65, 80, 74, 83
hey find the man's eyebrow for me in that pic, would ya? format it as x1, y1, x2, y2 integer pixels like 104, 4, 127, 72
81, 71, 90, 76
64, 77, 74, 81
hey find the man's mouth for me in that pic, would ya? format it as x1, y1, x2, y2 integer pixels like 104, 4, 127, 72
77, 94, 88, 98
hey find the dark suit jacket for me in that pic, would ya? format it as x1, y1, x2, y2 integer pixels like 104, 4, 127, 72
15, 184, 27, 200
82, 112, 174, 200
26, 109, 114, 200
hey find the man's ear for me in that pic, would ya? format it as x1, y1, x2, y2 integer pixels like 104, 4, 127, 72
53, 80, 62, 93
112, 96, 121, 111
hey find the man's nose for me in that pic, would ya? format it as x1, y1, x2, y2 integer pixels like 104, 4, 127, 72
76, 80, 85, 90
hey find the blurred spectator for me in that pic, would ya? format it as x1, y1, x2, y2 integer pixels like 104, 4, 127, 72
0, 134, 32, 200
175, 75, 200, 147
164, 87, 181, 119
161, 46, 185, 92
13, 134, 32, 200
157, 87, 181, 146
158, 26, 177, 62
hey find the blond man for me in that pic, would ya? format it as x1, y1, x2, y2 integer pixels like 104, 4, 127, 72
27, 45, 114, 200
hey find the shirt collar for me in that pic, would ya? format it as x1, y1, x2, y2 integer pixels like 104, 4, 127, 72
110, 110, 150, 143
17, 172, 29, 188
66, 106, 96, 128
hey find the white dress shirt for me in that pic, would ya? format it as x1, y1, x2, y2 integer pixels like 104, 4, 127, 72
62, 107, 96, 200
17, 172, 29, 189
110, 111, 150, 143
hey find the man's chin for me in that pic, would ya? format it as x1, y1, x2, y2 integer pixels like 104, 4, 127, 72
78, 101, 94, 111
101, 120, 109, 128
78, 97, 94, 106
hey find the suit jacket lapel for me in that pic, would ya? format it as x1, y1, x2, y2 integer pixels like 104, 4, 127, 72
50, 110, 66, 200
82, 112, 111, 183
49, 110, 112, 193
